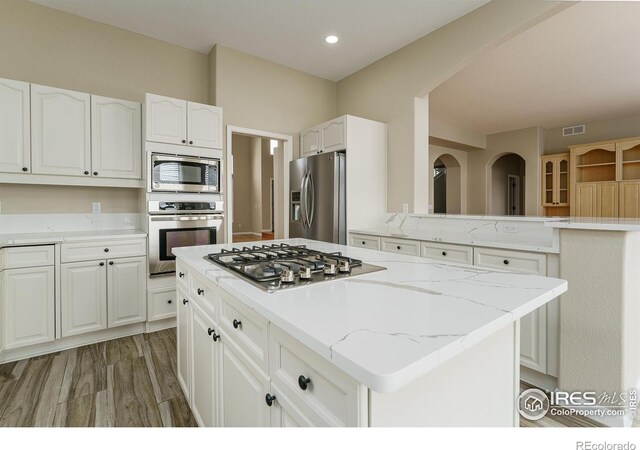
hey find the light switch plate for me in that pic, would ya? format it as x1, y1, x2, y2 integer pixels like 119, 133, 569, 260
92, 202, 101, 214
402, 203, 409, 214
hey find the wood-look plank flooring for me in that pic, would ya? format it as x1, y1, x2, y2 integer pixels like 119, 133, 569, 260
0, 328, 196, 427
233, 232, 275, 243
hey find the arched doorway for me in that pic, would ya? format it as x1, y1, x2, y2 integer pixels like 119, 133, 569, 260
488, 153, 526, 216
433, 153, 462, 214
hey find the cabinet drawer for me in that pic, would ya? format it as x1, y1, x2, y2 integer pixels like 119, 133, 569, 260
148, 288, 177, 322
176, 260, 190, 291
0, 245, 54, 270
191, 271, 219, 322
269, 325, 364, 427
61, 238, 146, 263
219, 290, 269, 372
473, 247, 546, 275
421, 242, 473, 265
349, 234, 380, 250
380, 237, 420, 257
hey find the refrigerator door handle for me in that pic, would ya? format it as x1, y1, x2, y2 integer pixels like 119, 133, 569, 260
307, 172, 315, 227
300, 172, 309, 229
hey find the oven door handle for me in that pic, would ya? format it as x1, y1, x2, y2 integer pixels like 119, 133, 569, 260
150, 215, 224, 222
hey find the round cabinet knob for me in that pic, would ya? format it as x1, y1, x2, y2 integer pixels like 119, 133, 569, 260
503, 260, 509, 265
362, 241, 365, 245
182, 299, 188, 305
84, 171, 89, 175
22, 167, 28, 172
179, 272, 185, 278
265, 393, 276, 407
197, 288, 204, 295
207, 327, 214, 336
99, 262, 105, 266
189, 141, 193, 145
167, 300, 172, 304
181, 139, 186, 144
442, 251, 447, 256
396, 245, 401, 250
104, 248, 109, 253
109, 261, 114, 265
212, 332, 220, 342
93, 172, 98, 176
298, 375, 311, 391
233, 319, 242, 329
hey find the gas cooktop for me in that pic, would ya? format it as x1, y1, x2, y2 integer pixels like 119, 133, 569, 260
205, 243, 386, 292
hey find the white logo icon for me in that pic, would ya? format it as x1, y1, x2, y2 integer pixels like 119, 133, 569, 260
518, 388, 550, 420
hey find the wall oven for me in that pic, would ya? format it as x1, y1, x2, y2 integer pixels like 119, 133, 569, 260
150, 153, 220, 193
148, 201, 224, 276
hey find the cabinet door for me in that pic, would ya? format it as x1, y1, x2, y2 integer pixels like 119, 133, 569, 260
574, 183, 597, 217
31, 84, 90, 176
0, 78, 30, 174
61, 261, 107, 337
320, 117, 346, 153
541, 156, 555, 206
556, 155, 570, 206
221, 339, 271, 427
107, 256, 146, 328
270, 385, 315, 427
145, 93, 187, 145
177, 289, 192, 403
187, 101, 222, 149
191, 303, 219, 427
620, 181, 640, 219
91, 95, 142, 179
596, 182, 619, 218
300, 127, 321, 157
2, 266, 55, 350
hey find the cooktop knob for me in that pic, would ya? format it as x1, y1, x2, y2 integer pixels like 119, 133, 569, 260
338, 260, 351, 273
280, 268, 295, 283
324, 263, 337, 276
299, 267, 312, 280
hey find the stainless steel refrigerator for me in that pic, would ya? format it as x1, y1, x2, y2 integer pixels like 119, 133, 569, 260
289, 151, 346, 244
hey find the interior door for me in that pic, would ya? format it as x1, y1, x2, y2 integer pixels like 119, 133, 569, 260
307, 152, 339, 243
288, 158, 308, 239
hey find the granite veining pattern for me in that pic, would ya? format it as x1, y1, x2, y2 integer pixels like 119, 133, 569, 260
174, 238, 567, 393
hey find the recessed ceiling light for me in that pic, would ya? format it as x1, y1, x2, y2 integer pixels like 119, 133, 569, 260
325, 35, 339, 44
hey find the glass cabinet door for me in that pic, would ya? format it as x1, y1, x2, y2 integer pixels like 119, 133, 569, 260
542, 157, 555, 206
556, 156, 569, 206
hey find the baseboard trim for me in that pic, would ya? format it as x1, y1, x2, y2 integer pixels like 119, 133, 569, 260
145, 317, 177, 333
232, 232, 262, 237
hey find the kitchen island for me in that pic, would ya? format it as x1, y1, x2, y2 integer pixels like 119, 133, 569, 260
173, 238, 567, 427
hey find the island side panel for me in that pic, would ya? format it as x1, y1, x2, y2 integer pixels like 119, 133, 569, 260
368, 322, 519, 427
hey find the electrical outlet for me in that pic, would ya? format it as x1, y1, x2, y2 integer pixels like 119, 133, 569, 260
503, 224, 519, 233
402, 203, 409, 214
92, 202, 101, 214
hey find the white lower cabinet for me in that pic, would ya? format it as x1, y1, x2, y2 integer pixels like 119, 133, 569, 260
270, 384, 316, 427
1, 265, 55, 350
177, 289, 192, 403
107, 256, 146, 327
191, 301, 220, 427
61, 260, 107, 337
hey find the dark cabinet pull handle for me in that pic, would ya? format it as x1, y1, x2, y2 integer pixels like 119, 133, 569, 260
233, 319, 242, 329
396, 245, 401, 250
22, 167, 28, 172
99, 262, 105, 266
84, 171, 89, 175
167, 300, 172, 304
298, 375, 311, 391
197, 288, 204, 295
212, 332, 220, 342
179, 272, 184, 278
181, 139, 186, 144
108, 261, 114, 265
183, 299, 188, 305
442, 251, 447, 256
362, 241, 365, 245
207, 328, 214, 336
104, 248, 109, 253
189, 141, 193, 145
265, 393, 276, 407
93, 171, 98, 176
503, 260, 509, 265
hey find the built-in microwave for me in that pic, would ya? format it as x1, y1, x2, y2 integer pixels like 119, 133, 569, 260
149, 153, 220, 193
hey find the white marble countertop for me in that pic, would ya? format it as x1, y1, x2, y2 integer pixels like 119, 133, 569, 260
545, 217, 640, 231
350, 226, 558, 253
0, 229, 147, 247
174, 238, 567, 393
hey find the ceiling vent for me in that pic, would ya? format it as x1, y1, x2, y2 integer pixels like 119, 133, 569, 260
562, 124, 585, 137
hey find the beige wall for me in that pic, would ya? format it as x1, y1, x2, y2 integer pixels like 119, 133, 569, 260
212, 45, 337, 159
250, 138, 262, 234
261, 140, 275, 231
428, 145, 468, 214
545, 112, 640, 154
490, 153, 526, 215
0, 0, 210, 214
231, 135, 253, 234
336, 1, 569, 213
466, 126, 543, 216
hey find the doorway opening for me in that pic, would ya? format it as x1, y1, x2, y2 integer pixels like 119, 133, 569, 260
226, 126, 293, 244
489, 153, 526, 215
432, 153, 462, 214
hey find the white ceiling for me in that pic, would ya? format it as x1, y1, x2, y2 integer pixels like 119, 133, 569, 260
430, 1, 640, 135
30, 0, 488, 81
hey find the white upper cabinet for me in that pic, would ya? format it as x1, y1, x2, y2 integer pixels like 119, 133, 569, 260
91, 95, 142, 179
145, 93, 222, 149
0, 78, 30, 174
145, 93, 187, 146
301, 128, 321, 157
320, 117, 346, 153
31, 84, 91, 176
187, 101, 223, 149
